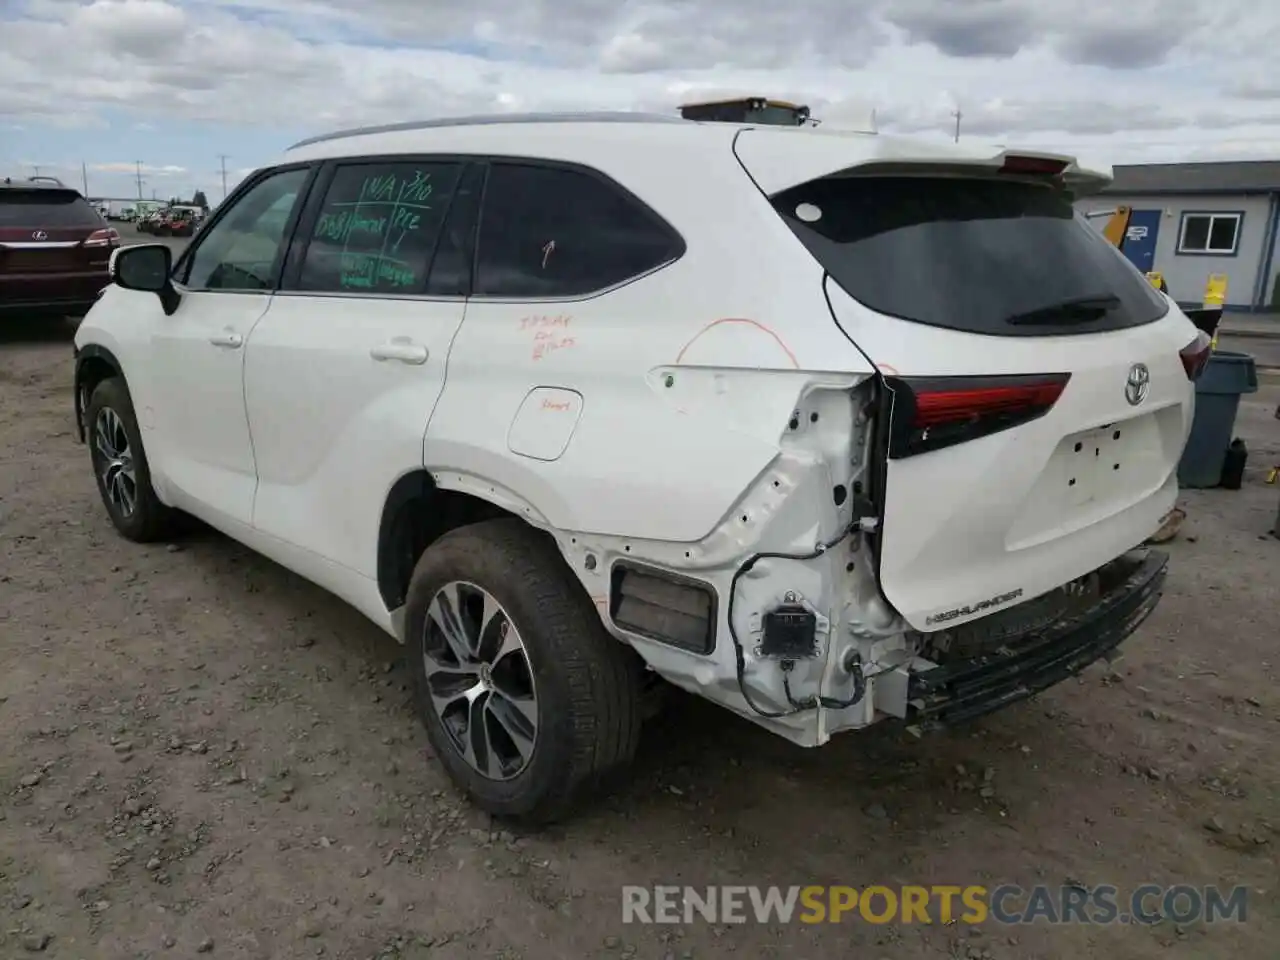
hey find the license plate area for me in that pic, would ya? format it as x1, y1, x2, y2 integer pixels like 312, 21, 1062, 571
6, 248, 80, 272
1060, 415, 1155, 508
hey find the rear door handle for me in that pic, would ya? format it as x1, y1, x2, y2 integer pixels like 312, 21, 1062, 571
370, 338, 429, 365
209, 330, 243, 349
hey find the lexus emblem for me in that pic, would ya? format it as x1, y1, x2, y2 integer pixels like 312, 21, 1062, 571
31, 230, 48, 241
1124, 363, 1150, 406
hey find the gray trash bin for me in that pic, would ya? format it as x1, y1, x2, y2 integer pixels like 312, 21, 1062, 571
1177, 350, 1259, 489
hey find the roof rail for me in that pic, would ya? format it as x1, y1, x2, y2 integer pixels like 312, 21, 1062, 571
2, 175, 70, 189
288, 111, 685, 151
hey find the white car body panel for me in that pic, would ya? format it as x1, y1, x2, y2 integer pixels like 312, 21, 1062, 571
241, 293, 464, 578
823, 281, 1195, 631
149, 287, 270, 527
74, 114, 1193, 749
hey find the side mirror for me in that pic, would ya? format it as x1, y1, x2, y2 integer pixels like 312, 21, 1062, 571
111, 243, 170, 291
109, 243, 180, 314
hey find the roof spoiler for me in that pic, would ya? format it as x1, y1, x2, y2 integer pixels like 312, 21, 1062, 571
733, 132, 1115, 196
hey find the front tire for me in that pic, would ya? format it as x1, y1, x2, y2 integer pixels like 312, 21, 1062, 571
406, 519, 642, 824
86, 377, 182, 543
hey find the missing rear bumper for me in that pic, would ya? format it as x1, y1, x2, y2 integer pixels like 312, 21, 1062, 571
906, 548, 1167, 731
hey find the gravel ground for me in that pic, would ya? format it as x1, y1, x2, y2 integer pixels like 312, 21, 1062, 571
1, 280, 1277, 958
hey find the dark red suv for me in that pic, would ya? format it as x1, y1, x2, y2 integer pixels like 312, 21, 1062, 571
0, 176, 120, 318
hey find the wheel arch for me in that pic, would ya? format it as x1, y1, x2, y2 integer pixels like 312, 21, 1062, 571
376, 469, 554, 613
74, 344, 124, 443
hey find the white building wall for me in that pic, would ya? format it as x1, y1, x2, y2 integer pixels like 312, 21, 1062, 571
1076, 193, 1273, 308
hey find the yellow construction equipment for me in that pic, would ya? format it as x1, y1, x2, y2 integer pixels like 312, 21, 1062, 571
1101, 204, 1133, 248
1087, 205, 1168, 292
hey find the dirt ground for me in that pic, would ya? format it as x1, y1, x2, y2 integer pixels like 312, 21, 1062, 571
1, 315, 1277, 960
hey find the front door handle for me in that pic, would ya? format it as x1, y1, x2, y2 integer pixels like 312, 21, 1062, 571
209, 329, 243, 349
370, 338, 429, 365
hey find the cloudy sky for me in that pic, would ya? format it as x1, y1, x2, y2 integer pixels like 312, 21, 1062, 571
3, 0, 1280, 202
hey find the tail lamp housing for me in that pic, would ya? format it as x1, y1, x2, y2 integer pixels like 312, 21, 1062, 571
1179, 331, 1212, 381
885, 373, 1072, 459
83, 228, 120, 248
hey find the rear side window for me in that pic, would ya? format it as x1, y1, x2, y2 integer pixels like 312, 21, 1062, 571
296, 161, 463, 294
474, 162, 683, 298
0, 189, 103, 227
771, 176, 1169, 337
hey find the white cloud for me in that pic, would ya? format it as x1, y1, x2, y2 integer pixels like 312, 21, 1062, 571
0, 0, 1278, 171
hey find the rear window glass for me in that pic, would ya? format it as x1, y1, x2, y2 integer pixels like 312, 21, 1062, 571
771, 176, 1169, 337
0, 189, 103, 228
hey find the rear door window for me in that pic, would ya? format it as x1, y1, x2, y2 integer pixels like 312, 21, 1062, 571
0, 189, 104, 227
473, 162, 683, 299
771, 176, 1169, 337
294, 160, 463, 294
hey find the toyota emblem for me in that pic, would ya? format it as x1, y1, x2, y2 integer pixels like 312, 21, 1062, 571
1124, 363, 1151, 406
31, 230, 48, 241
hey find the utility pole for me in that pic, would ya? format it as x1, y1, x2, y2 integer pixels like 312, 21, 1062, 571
952, 107, 962, 143
135, 160, 145, 199
31, 164, 40, 177
82, 160, 89, 196
218, 154, 229, 200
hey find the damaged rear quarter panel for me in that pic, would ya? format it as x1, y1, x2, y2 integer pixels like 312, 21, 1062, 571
423, 140, 902, 744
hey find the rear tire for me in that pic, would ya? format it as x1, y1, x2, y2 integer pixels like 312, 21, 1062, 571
405, 519, 642, 825
86, 377, 183, 543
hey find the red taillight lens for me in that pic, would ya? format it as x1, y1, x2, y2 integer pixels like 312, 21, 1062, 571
998, 155, 1069, 176
1179, 331, 1212, 381
885, 373, 1071, 459
83, 228, 120, 248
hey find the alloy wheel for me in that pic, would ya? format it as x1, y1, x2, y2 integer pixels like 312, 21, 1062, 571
94, 408, 137, 517
422, 581, 539, 780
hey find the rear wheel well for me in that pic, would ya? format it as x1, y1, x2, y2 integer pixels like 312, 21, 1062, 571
377, 472, 532, 611
75, 353, 121, 441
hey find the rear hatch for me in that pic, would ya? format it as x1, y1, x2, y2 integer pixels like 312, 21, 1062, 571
735, 130, 1203, 632
0, 187, 115, 278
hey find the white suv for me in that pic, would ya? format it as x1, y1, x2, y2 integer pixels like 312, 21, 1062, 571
73, 112, 1209, 823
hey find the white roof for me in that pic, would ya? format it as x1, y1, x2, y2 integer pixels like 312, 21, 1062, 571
278, 112, 1112, 195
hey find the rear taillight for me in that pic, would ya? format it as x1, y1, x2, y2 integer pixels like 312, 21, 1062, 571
1179, 331, 1212, 381
885, 373, 1071, 459
83, 228, 120, 248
